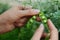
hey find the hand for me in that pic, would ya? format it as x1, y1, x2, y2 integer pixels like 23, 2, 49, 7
31, 19, 58, 40
0, 5, 39, 34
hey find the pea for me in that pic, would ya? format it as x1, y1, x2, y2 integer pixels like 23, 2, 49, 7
43, 20, 47, 23
41, 16, 46, 19
32, 16, 36, 19
30, 18, 33, 23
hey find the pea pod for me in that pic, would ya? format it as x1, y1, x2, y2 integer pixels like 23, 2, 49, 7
39, 12, 50, 33
39, 12, 50, 40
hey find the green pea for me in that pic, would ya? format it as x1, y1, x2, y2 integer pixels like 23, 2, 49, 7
43, 20, 47, 23
32, 16, 36, 19
39, 12, 47, 23
41, 16, 46, 19
30, 18, 33, 23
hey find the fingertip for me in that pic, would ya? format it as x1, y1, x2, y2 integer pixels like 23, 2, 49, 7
31, 24, 44, 40
40, 24, 44, 27
33, 9, 40, 14
39, 24, 44, 30
48, 19, 51, 22
29, 9, 40, 15
47, 19, 51, 25
47, 19, 52, 26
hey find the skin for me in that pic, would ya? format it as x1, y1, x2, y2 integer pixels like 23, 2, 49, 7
0, 6, 58, 40
0, 5, 39, 33
31, 19, 58, 40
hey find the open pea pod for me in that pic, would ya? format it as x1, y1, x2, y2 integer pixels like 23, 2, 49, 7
39, 12, 50, 33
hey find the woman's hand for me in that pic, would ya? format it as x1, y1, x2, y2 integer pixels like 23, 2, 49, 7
31, 19, 58, 40
0, 5, 39, 34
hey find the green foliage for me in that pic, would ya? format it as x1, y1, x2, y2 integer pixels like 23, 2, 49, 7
0, 3, 10, 14
0, 0, 60, 40
0, 28, 20, 40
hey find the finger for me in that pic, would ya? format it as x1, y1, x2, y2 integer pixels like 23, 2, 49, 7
12, 9, 39, 22
48, 19, 57, 30
31, 24, 44, 40
18, 9, 40, 17
14, 23, 24, 27
47, 19, 58, 40
1, 8, 39, 24
14, 16, 32, 27
14, 17, 27, 27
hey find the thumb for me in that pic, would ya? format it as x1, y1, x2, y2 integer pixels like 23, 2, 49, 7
31, 24, 44, 40
18, 9, 40, 17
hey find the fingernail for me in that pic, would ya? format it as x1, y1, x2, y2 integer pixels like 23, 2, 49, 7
40, 24, 44, 27
34, 9, 40, 14
39, 24, 44, 29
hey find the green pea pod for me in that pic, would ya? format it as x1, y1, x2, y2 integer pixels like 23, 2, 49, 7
39, 12, 50, 33
39, 12, 50, 40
